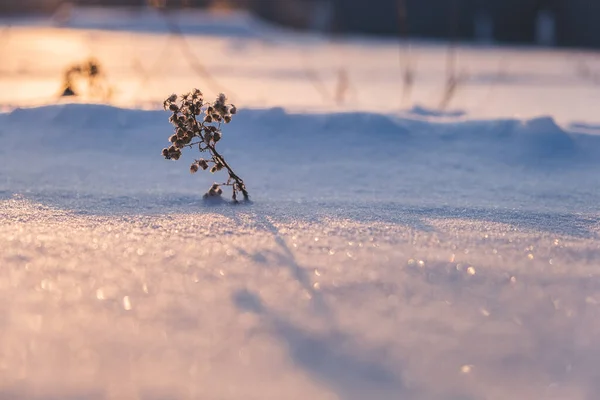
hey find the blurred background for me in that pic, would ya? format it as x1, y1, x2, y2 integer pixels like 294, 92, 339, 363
2, 0, 599, 48
1, 0, 599, 121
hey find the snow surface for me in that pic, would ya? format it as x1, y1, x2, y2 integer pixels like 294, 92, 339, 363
1, 7, 600, 400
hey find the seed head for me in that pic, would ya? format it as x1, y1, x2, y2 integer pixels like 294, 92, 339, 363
190, 163, 199, 173
169, 134, 178, 143
167, 94, 177, 103
204, 115, 213, 123
223, 115, 232, 124
169, 104, 179, 112
198, 159, 209, 170
214, 131, 222, 142
229, 105, 237, 115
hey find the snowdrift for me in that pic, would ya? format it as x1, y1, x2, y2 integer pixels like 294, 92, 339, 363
1, 104, 599, 212
2, 103, 593, 159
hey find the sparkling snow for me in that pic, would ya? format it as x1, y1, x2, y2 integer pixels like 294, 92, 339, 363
1, 7, 600, 400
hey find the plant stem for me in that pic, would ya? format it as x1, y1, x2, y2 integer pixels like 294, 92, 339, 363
192, 115, 249, 200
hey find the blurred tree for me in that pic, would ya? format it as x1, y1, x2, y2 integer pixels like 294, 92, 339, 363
0, 0, 62, 14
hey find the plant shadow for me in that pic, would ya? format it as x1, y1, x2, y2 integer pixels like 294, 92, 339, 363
232, 288, 411, 400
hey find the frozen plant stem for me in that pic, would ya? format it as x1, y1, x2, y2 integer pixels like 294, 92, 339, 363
161, 90, 249, 202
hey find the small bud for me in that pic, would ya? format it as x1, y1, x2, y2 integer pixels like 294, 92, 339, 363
204, 115, 213, 123
223, 115, 232, 124
169, 134, 177, 143
198, 159, 209, 170
210, 165, 217, 173
175, 140, 185, 149
213, 131, 222, 142
171, 152, 181, 160
229, 105, 237, 115
204, 132, 213, 143
169, 104, 179, 112
162, 148, 169, 157
190, 163, 199, 173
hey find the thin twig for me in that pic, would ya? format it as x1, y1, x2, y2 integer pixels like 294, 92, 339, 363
397, 0, 414, 107
160, 9, 237, 99
192, 114, 249, 200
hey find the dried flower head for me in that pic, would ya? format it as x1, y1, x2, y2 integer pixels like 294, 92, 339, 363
198, 159, 209, 170
161, 89, 249, 202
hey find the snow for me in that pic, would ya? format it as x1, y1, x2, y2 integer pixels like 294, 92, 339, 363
1, 6, 600, 400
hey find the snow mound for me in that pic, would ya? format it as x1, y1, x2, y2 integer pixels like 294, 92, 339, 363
2, 105, 585, 166
408, 105, 466, 118
6, 103, 161, 131
1, 104, 599, 211
513, 116, 575, 157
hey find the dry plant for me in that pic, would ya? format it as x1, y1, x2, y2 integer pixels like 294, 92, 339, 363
397, 0, 415, 106
438, 0, 467, 111
162, 89, 249, 202
334, 67, 349, 105
60, 58, 113, 101
438, 46, 468, 110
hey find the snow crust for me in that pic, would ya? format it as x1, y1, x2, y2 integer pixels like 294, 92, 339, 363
1, 7, 600, 400
1, 103, 600, 400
